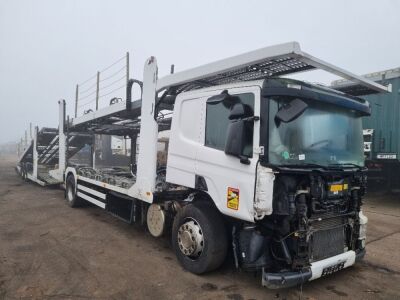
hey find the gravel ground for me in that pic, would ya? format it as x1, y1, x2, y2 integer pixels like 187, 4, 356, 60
0, 154, 399, 300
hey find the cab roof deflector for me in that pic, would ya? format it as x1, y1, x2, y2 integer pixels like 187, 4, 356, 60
157, 42, 391, 96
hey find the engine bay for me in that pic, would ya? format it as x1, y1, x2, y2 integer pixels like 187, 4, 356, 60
234, 169, 368, 273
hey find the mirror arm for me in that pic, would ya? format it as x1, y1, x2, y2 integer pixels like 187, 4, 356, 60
239, 156, 251, 165
241, 116, 259, 122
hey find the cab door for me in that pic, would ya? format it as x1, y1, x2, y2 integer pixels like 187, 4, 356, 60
196, 85, 261, 222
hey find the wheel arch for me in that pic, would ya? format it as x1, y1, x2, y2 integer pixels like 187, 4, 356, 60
64, 167, 78, 197
191, 190, 219, 210
65, 167, 77, 185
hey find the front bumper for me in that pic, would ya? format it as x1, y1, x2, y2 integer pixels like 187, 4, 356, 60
262, 249, 365, 289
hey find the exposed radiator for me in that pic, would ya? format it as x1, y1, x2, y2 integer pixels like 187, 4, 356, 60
310, 216, 346, 262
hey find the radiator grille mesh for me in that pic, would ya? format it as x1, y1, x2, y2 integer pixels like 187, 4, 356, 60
310, 217, 346, 262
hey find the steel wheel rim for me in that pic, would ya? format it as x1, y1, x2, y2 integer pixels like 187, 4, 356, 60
177, 218, 204, 259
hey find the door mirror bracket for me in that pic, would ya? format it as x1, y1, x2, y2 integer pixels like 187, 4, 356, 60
239, 156, 251, 165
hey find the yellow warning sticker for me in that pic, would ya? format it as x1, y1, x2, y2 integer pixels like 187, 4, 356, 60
227, 187, 239, 210
330, 184, 343, 192
330, 184, 349, 192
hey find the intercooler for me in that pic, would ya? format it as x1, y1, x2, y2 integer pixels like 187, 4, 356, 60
309, 215, 347, 262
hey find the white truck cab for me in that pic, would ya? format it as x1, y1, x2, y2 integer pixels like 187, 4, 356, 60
163, 76, 373, 287
167, 81, 272, 223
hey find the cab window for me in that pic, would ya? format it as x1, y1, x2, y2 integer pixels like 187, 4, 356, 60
205, 92, 254, 156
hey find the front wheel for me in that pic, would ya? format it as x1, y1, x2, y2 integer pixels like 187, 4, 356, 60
172, 202, 228, 274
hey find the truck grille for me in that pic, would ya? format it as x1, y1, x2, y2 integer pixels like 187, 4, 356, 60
310, 217, 346, 262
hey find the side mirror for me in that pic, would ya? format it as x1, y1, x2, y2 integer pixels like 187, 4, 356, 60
275, 98, 308, 126
207, 90, 240, 108
225, 120, 253, 164
229, 103, 254, 120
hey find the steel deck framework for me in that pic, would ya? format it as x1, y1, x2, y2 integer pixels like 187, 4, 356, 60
331, 67, 398, 96
157, 42, 390, 94
17, 127, 60, 186
66, 42, 390, 139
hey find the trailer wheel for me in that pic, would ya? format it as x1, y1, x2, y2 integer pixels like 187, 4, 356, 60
21, 166, 28, 181
172, 202, 227, 274
65, 174, 82, 208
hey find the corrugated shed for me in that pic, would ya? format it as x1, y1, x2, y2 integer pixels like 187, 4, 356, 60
363, 76, 400, 159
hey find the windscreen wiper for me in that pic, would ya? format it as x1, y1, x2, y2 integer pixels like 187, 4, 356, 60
328, 163, 362, 169
279, 163, 329, 170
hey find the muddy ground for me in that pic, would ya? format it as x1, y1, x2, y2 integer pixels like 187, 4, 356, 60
0, 155, 399, 300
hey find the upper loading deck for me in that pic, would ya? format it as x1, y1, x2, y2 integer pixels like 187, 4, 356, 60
66, 42, 390, 136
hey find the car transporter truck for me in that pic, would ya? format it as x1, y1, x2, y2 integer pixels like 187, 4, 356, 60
16, 42, 391, 289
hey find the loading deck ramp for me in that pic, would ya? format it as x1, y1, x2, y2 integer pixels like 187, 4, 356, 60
17, 125, 88, 186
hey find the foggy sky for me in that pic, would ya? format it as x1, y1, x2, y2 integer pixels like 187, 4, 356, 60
0, 0, 399, 144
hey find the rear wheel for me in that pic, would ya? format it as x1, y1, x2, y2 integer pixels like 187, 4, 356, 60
172, 202, 228, 274
65, 174, 82, 207
21, 166, 28, 181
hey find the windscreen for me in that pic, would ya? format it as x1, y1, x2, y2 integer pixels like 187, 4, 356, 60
267, 96, 365, 167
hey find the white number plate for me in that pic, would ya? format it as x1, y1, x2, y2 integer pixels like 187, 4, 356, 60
321, 261, 345, 277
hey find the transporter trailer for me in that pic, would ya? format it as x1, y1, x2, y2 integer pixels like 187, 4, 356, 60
16, 104, 90, 186
17, 42, 391, 288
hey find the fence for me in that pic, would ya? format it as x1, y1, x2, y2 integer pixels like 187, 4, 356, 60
74, 53, 130, 117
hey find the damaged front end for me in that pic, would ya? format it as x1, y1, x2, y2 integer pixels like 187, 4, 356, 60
233, 166, 368, 289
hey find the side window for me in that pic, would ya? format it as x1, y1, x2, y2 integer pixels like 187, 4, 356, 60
205, 93, 254, 155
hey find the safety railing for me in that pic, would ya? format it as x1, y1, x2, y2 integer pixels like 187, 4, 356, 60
74, 53, 130, 117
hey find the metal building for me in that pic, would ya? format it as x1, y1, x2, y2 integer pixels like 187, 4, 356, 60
333, 67, 400, 189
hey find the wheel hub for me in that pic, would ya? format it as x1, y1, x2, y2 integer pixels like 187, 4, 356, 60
147, 204, 166, 238
177, 220, 204, 258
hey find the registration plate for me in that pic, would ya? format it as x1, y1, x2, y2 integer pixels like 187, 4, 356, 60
321, 261, 345, 277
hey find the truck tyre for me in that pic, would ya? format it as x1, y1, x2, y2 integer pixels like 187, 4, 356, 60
21, 166, 28, 181
65, 174, 82, 208
172, 202, 228, 274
